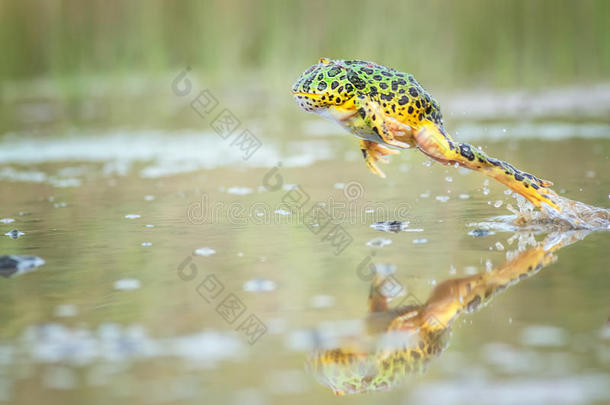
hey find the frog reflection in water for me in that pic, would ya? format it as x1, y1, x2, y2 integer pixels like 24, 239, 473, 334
292, 58, 559, 210
307, 231, 588, 395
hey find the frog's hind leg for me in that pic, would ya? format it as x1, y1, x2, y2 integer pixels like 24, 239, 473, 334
413, 122, 559, 211
359, 139, 399, 178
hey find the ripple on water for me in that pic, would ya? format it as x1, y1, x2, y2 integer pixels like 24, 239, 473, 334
370, 220, 409, 233
4, 229, 25, 239
468, 229, 495, 237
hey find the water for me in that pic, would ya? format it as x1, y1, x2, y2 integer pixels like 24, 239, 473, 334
1, 93, 609, 404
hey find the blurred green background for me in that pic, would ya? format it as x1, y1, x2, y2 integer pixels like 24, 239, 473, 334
2, 0, 609, 88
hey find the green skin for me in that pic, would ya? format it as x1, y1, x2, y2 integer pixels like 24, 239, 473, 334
292, 58, 558, 210
292, 58, 443, 128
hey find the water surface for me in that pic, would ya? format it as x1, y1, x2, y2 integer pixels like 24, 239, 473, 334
0, 92, 609, 404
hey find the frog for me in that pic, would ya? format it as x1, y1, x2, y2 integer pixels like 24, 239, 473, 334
307, 230, 588, 395
292, 58, 559, 211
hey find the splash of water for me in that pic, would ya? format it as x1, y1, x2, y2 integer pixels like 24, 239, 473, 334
471, 194, 610, 233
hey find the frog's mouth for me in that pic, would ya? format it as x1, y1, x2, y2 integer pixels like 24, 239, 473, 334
292, 91, 322, 98
292, 91, 327, 113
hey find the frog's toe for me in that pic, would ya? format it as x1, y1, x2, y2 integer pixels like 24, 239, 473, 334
520, 184, 560, 211
360, 140, 398, 178
539, 178, 554, 187
364, 157, 386, 178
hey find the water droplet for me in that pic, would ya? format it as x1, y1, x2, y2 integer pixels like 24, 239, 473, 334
422, 160, 432, 167
435, 195, 450, 203
420, 191, 430, 198
194, 247, 216, 257
495, 242, 505, 251
309, 295, 335, 308
482, 187, 490, 195
366, 237, 392, 248
494, 200, 503, 208
445, 176, 453, 182
145, 224, 155, 228
0, 218, 15, 224
412, 238, 428, 244
54, 304, 78, 317
459, 194, 470, 199
243, 277, 276, 292
226, 186, 253, 195
141, 242, 152, 247
114, 279, 141, 291
124, 214, 141, 219
144, 195, 155, 201
274, 209, 292, 216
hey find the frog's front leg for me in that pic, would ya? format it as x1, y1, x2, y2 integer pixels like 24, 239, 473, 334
413, 122, 559, 211
353, 95, 414, 149
359, 139, 399, 178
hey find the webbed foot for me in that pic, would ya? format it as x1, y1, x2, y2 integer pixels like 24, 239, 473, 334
413, 123, 560, 211
359, 139, 399, 178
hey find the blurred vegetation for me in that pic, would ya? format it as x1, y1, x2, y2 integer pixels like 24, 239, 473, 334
1, 0, 609, 90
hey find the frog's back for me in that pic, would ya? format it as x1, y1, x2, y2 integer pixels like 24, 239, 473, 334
341, 60, 443, 129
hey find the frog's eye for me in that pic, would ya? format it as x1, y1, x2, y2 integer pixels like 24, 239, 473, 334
318, 57, 331, 64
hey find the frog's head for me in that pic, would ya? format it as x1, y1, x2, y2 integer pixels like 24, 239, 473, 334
292, 58, 356, 113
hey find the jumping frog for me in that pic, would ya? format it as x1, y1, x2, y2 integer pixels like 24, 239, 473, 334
292, 58, 559, 210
